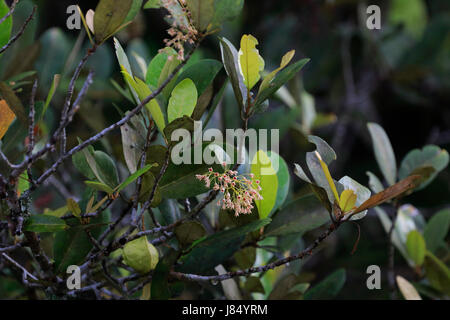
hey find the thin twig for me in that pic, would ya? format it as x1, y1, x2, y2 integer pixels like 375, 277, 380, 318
0, 5, 36, 55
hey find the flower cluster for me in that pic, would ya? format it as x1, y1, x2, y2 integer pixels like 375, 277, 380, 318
196, 166, 263, 216
161, 0, 199, 61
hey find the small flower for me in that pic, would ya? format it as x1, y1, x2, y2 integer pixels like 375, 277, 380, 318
196, 168, 263, 216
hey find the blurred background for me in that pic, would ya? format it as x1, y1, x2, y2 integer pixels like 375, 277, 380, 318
1, 0, 449, 299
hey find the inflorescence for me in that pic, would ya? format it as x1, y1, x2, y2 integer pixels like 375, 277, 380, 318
196, 166, 263, 217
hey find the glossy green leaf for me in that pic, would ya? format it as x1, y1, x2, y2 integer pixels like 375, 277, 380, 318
24, 215, 68, 233
367, 123, 397, 186
167, 78, 198, 123
251, 150, 278, 220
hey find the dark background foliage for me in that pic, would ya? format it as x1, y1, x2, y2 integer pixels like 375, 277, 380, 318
1, 0, 449, 299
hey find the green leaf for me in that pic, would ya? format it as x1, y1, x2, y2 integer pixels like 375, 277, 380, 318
175, 59, 223, 96
367, 122, 397, 186
159, 143, 231, 198
238, 34, 265, 91
212, 0, 244, 26
120, 116, 145, 174
233, 247, 256, 269
117, 164, 154, 193
0, 0, 12, 50
406, 230, 426, 266
265, 194, 329, 237
94, 0, 133, 43
219, 37, 247, 111
398, 145, 449, 190
24, 215, 68, 233
266, 151, 290, 214
151, 260, 171, 300
138, 171, 162, 206
174, 221, 206, 248
35, 28, 71, 91
53, 211, 110, 274
121, 67, 166, 134
123, 236, 159, 274
163, 115, 194, 146
389, 0, 427, 39
177, 219, 271, 273
304, 269, 346, 300
72, 141, 96, 180
366, 171, 384, 193
17, 171, 29, 196
114, 38, 139, 102
145, 47, 177, 88
423, 209, 450, 254
84, 181, 115, 195
144, 0, 161, 9
123, 0, 143, 24
41, 74, 61, 119
67, 198, 82, 217
250, 150, 278, 219
186, 0, 214, 31
82, 149, 120, 188
259, 50, 295, 94
244, 276, 265, 294
254, 58, 309, 107
167, 78, 198, 123
423, 251, 450, 295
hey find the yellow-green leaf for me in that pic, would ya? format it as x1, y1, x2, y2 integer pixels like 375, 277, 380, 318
121, 67, 166, 134
315, 151, 340, 206
238, 34, 265, 90
123, 236, 159, 274
167, 78, 198, 123
67, 198, 81, 218
251, 150, 278, 219
339, 189, 357, 212
259, 50, 295, 93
